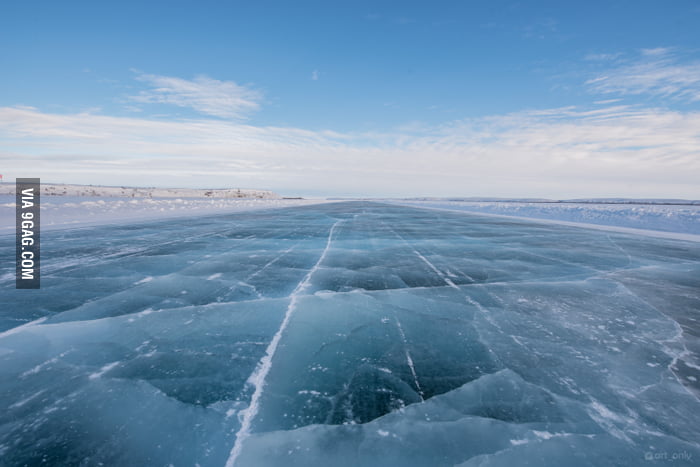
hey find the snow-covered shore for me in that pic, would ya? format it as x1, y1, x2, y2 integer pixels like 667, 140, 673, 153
0, 195, 329, 232
390, 200, 700, 240
0, 182, 279, 199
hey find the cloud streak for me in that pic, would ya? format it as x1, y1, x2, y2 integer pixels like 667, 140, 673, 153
129, 73, 263, 119
586, 49, 700, 101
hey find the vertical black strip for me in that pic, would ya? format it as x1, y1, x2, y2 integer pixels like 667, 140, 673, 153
16, 178, 40, 289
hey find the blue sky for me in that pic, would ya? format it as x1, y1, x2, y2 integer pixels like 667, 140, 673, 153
2, 0, 700, 197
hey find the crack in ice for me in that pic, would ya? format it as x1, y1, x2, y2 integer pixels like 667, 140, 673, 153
225, 219, 343, 467
391, 311, 425, 400
387, 226, 460, 290
221, 244, 301, 300
606, 234, 633, 267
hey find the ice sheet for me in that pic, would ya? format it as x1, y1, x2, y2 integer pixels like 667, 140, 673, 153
1, 202, 699, 466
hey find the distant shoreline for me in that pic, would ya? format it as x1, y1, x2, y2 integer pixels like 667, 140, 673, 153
386, 197, 700, 206
0, 183, 279, 199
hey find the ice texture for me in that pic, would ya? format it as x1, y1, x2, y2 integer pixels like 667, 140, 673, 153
1, 202, 699, 466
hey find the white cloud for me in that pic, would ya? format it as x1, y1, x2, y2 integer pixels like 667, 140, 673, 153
311, 70, 319, 81
641, 47, 673, 57
1, 105, 699, 198
129, 73, 263, 119
593, 99, 622, 105
586, 49, 700, 101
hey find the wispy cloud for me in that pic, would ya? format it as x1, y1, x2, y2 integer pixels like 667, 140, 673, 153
640, 47, 672, 57
586, 48, 700, 101
1, 104, 699, 198
129, 73, 263, 119
584, 52, 622, 62
311, 70, 319, 81
593, 99, 622, 105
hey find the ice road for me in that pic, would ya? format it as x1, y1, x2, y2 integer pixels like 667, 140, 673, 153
1, 201, 699, 466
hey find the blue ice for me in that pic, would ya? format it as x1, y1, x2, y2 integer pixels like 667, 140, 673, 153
1, 202, 699, 466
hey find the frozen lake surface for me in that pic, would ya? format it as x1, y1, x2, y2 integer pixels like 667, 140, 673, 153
1, 201, 699, 466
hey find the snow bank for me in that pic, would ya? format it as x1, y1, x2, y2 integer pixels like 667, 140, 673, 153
390, 200, 700, 238
0, 196, 331, 232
